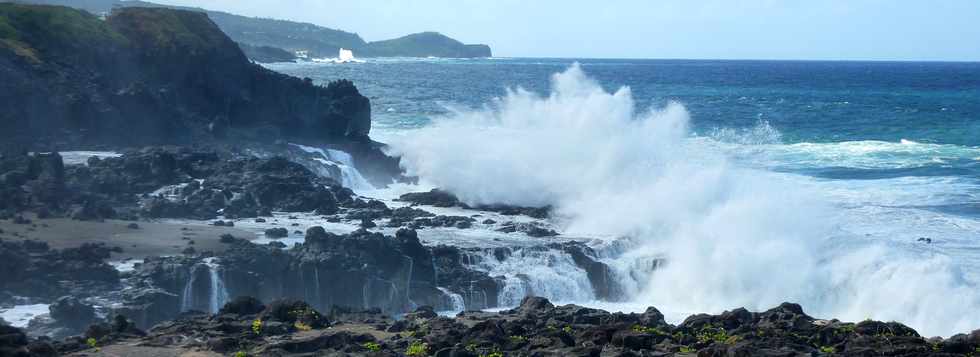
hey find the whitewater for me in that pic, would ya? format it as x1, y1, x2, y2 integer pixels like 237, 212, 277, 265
374, 63, 980, 337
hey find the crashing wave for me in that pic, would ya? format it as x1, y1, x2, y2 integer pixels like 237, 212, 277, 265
387, 63, 980, 336
311, 48, 365, 64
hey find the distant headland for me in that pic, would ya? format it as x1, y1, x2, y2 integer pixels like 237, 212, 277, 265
11, 0, 493, 61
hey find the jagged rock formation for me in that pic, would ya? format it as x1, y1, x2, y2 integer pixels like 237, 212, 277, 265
0, 4, 372, 151
399, 189, 552, 219
0, 240, 118, 304
0, 147, 396, 220
113, 227, 621, 331
5, 297, 980, 356
237, 42, 296, 63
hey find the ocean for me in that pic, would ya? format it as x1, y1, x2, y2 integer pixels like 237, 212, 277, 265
267, 58, 980, 336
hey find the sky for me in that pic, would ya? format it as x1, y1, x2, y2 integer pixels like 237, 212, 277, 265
151, 0, 980, 61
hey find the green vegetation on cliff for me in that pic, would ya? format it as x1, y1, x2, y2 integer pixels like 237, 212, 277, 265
0, 4, 371, 151
11, 0, 492, 58
363, 31, 492, 58
0, 3, 126, 64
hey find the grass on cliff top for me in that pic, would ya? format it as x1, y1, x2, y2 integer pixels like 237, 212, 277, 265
0, 3, 126, 63
106, 7, 231, 56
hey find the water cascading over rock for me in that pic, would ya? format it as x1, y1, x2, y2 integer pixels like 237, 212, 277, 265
179, 258, 229, 314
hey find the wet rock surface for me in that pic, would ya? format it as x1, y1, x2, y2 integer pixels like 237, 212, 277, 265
399, 189, 553, 220
0, 147, 382, 221
0, 240, 119, 304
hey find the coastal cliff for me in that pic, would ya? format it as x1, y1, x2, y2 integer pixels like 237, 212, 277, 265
11, 0, 494, 59
0, 4, 372, 150
362, 32, 492, 58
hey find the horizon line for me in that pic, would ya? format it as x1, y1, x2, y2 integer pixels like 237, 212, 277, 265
486, 56, 980, 64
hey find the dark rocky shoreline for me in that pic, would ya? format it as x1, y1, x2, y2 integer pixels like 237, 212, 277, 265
4, 296, 980, 356
2, 3, 979, 356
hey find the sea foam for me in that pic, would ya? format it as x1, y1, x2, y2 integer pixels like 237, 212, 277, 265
389, 63, 980, 336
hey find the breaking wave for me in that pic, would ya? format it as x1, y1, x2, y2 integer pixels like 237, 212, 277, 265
388, 64, 980, 336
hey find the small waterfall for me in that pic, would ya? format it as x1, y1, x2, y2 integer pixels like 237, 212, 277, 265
299, 263, 308, 303
180, 265, 198, 312
314, 266, 321, 308
362, 283, 370, 309
431, 252, 438, 286
498, 275, 530, 307
289, 143, 375, 190
203, 258, 229, 314
387, 281, 398, 307
404, 256, 417, 310
438, 287, 466, 314
462, 247, 596, 308
465, 281, 489, 310
325, 149, 374, 190
180, 258, 229, 313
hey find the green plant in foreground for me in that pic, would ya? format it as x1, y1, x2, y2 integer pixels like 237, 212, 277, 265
406, 340, 430, 356
362, 341, 381, 352
234, 351, 247, 357
696, 327, 730, 344
251, 318, 263, 335
509, 335, 527, 344
631, 324, 667, 335
293, 321, 312, 331
562, 325, 572, 334
679, 346, 695, 353
482, 351, 504, 357
85, 337, 99, 351
820, 345, 835, 354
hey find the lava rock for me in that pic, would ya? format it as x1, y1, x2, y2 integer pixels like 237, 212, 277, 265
264, 227, 289, 238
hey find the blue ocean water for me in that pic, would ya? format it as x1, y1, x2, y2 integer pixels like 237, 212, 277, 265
268, 59, 980, 335
273, 58, 980, 143
271, 58, 980, 211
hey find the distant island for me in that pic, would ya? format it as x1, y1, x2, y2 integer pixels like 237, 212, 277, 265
11, 0, 493, 61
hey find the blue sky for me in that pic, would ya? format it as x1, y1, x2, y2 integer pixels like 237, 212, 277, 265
155, 0, 980, 61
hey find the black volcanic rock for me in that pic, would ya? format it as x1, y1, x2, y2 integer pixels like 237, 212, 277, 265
237, 42, 296, 63
58, 296, 980, 357
264, 227, 289, 238
399, 189, 460, 207
116, 228, 504, 329
398, 189, 552, 219
0, 240, 119, 303
0, 4, 372, 149
48, 296, 97, 329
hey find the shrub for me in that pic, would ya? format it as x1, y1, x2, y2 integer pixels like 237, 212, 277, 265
362, 341, 381, 352
294, 321, 312, 331
251, 318, 263, 335
85, 337, 98, 350
632, 324, 667, 335
406, 340, 429, 356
